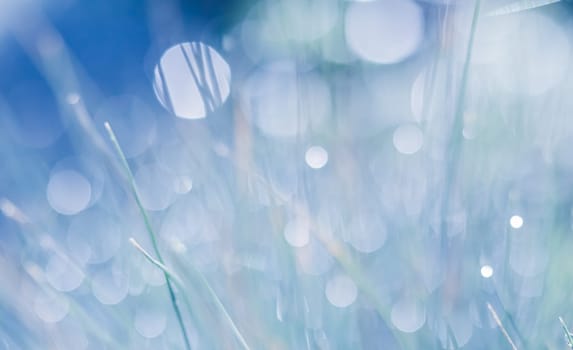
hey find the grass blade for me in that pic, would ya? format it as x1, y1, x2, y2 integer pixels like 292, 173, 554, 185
559, 317, 573, 348
104, 121, 192, 350
129, 238, 184, 286
487, 0, 561, 16
170, 254, 252, 350
487, 303, 518, 350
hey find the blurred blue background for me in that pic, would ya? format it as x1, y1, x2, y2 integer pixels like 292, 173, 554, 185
2, 0, 573, 349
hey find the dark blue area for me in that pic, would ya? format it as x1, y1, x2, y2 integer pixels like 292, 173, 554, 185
0, 0, 253, 105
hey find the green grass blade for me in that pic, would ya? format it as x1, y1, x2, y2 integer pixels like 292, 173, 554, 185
487, 303, 518, 350
104, 121, 192, 350
559, 317, 573, 348
487, 0, 561, 16
129, 238, 184, 287
170, 254, 252, 350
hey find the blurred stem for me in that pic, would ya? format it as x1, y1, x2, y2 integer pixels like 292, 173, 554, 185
487, 303, 518, 350
104, 122, 192, 350
438, 0, 481, 327
129, 238, 184, 287
169, 254, 252, 350
559, 317, 573, 348
441, 0, 481, 235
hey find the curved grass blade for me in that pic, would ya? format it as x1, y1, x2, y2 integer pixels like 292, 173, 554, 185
559, 317, 573, 348
129, 238, 184, 287
169, 254, 252, 350
487, 303, 518, 350
104, 122, 192, 350
487, 0, 561, 16
130, 236, 251, 350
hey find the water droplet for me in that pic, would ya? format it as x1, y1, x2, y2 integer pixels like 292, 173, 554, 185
393, 124, 423, 155
153, 42, 231, 119
391, 298, 426, 333
91, 266, 129, 305
134, 308, 167, 339
510, 215, 523, 229
47, 170, 91, 215
480, 265, 494, 278
45, 254, 84, 292
345, 0, 423, 64
305, 146, 329, 169
325, 274, 358, 308
346, 212, 387, 253
284, 216, 310, 248
67, 208, 122, 264
134, 163, 178, 211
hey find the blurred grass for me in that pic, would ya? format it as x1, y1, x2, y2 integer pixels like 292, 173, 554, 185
2, 0, 573, 349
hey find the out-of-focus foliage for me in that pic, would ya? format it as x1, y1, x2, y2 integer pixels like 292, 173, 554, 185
1, 0, 573, 349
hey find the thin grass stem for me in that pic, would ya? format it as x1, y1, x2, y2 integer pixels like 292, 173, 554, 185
170, 254, 252, 350
559, 317, 573, 348
104, 121, 192, 350
487, 303, 518, 350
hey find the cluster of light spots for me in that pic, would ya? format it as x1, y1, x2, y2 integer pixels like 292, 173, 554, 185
134, 308, 167, 338
95, 95, 157, 158
325, 274, 358, 308
34, 293, 69, 323
305, 146, 329, 169
153, 42, 231, 119
391, 298, 426, 333
345, 0, 424, 64
242, 63, 330, 138
66, 209, 121, 264
91, 267, 129, 305
284, 216, 310, 247
393, 124, 423, 155
45, 254, 85, 292
47, 170, 91, 215
509, 215, 523, 229
480, 265, 494, 278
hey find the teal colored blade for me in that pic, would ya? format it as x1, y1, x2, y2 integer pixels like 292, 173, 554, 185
487, 0, 562, 16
